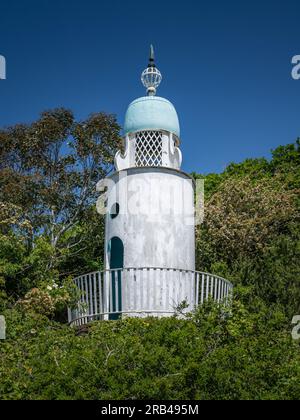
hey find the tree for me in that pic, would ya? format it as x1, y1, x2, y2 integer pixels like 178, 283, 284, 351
195, 140, 300, 315
0, 108, 122, 297
198, 176, 299, 263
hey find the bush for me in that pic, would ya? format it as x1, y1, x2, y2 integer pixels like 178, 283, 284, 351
0, 294, 299, 400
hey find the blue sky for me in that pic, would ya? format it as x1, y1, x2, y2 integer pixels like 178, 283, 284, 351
0, 0, 299, 173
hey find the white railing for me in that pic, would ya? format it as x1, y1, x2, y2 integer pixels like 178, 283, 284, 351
68, 268, 233, 326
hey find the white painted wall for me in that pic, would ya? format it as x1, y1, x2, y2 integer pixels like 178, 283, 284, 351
104, 167, 195, 316
105, 167, 195, 269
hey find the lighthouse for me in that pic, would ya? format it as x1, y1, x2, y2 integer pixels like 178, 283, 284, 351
68, 47, 233, 325
101, 46, 195, 319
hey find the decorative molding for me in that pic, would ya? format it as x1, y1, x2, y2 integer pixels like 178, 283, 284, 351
114, 130, 182, 171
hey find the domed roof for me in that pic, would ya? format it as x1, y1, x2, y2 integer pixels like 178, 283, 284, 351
124, 96, 180, 138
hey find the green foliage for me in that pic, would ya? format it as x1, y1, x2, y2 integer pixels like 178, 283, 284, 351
0, 109, 121, 306
196, 139, 300, 317
0, 296, 299, 400
16, 277, 79, 318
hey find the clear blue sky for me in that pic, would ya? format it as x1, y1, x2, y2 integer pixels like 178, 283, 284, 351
0, 0, 299, 173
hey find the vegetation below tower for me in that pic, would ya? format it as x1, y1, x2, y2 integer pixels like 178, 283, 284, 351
0, 109, 299, 400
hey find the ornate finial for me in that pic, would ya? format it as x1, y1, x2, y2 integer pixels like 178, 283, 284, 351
141, 45, 162, 96
148, 44, 155, 67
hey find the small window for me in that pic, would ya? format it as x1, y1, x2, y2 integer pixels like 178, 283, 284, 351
135, 130, 163, 167
110, 203, 120, 219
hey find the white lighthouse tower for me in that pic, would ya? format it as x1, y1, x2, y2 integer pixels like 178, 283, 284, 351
102, 46, 195, 318
68, 47, 233, 325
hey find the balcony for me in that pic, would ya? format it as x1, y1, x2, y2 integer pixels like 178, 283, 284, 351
68, 268, 233, 326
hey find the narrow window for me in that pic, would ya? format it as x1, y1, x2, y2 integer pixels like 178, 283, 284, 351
110, 203, 120, 219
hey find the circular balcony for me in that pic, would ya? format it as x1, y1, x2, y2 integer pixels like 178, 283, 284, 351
68, 268, 233, 326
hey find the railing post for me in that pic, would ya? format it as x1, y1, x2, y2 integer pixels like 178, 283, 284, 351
84, 275, 89, 324
105, 270, 110, 320
219, 278, 222, 301
221, 279, 225, 303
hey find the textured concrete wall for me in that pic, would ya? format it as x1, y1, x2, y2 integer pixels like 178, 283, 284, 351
105, 167, 195, 271
103, 167, 195, 316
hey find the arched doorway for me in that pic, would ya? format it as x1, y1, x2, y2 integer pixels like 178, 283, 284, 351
109, 237, 124, 320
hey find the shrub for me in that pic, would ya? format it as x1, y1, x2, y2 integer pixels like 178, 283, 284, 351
0, 294, 299, 400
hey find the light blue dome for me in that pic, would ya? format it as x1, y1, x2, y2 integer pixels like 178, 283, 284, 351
124, 96, 180, 138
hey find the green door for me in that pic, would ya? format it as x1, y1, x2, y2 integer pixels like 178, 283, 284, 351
109, 237, 124, 320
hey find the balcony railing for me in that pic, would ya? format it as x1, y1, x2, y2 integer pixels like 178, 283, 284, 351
68, 267, 233, 326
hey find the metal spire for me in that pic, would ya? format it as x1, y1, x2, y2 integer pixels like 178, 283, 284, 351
148, 44, 155, 68
141, 45, 162, 96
